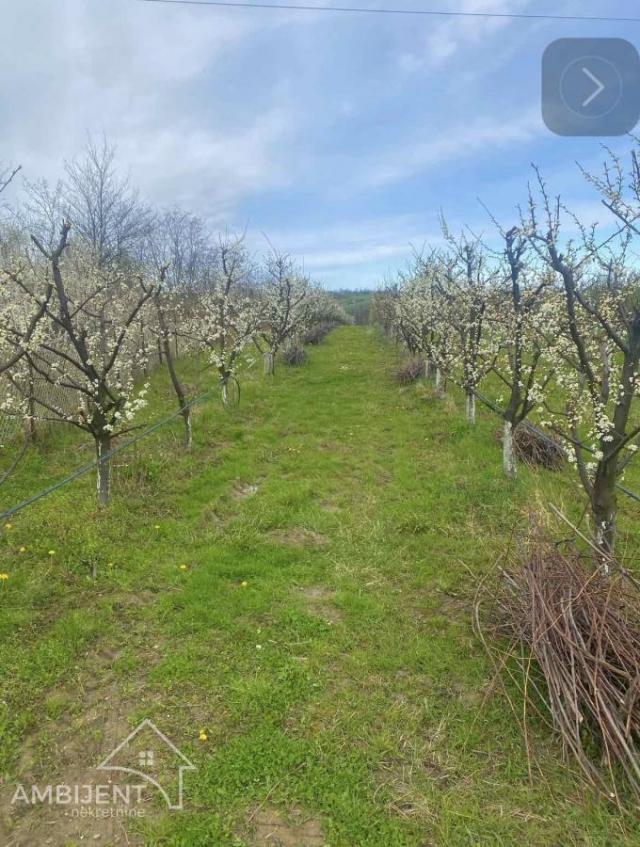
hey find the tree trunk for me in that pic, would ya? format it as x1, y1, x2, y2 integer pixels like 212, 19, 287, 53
220, 371, 240, 407
96, 434, 112, 508
466, 391, 476, 425
140, 323, 149, 377
27, 364, 37, 442
162, 333, 192, 450
502, 419, 517, 479
592, 461, 617, 561
182, 406, 193, 451
435, 367, 443, 392
425, 355, 435, 379
263, 351, 275, 376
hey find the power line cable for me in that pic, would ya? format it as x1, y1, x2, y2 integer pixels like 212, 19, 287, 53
137, 0, 640, 24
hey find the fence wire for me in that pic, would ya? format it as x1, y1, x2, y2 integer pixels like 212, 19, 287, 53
0, 332, 197, 447
467, 384, 640, 506
2, 353, 639, 525
0, 384, 216, 523
0, 330, 206, 519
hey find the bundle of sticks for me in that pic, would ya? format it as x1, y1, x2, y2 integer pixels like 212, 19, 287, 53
513, 422, 565, 470
484, 542, 640, 804
395, 357, 426, 385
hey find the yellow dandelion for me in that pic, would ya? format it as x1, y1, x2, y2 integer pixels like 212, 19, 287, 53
48, 550, 56, 557
4, 523, 12, 530
19, 546, 26, 553
198, 729, 207, 741
180, 564, 188, 571
154, 524, 161, 530
107, 562, 114, 568
0, 573, 9, 580
240, 580, 248, 588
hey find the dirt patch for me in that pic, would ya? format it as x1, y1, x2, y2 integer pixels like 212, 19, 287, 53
1, 692, 146, 845
377, 750, 453, 821
0, 633, 171, 846
434, 589, 468, 617
302, 586, 334, 601
377, 765, 435, 820
109, 589, 157, 610
318, 500, 341, 513
318, 441, 339, 450
300, 586, 341, 623
269, 529, 328, 548
202, 504, 226, 525
247, 806, 326, 846
233, 482, 260, 500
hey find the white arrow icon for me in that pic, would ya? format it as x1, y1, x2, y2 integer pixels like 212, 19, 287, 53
581, 66, 605, 107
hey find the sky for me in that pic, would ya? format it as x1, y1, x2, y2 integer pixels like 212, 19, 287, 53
1, 0, 639, 288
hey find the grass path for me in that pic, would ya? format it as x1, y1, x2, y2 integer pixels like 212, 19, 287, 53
0, 326, 637, 845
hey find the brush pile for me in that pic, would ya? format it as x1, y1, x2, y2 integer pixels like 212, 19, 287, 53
484, 541, 640, 804
395, 358, 425, 385
282, 346, 308, 366
513, 422, 565, 470
303, 322, 335, 345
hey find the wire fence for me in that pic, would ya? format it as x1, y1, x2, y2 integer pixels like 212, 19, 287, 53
0, 385, 217, 523
465, 383, 640, 506
0, 332, 196, 448
2, 348, 639, 526
0, 330, 208, 522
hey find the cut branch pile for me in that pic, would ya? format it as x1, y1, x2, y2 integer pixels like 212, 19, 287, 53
480, 541, 640, 805
303, 322, 335, 345
395, 358, 426, 385
282, 346, 308, 367
513, 422, 565, 470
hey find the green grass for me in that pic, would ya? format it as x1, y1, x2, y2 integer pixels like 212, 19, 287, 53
0, 327, 639, 845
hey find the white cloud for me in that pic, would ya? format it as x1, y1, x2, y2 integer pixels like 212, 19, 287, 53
254, 215, 444, 287
0, 0, 624, 290
355, 107, 543, 189
302, 242, 410, 269
398, 0, 532, 73
0, 0, 294, 219
116, 107, 296, 221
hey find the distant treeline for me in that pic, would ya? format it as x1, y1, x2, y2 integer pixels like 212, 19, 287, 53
332, 289, 373, 325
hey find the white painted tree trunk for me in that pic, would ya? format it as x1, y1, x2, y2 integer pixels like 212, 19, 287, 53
425, 355, 435, 379
595, 522, 612, 575
263, 352, 275, 375
96, 435, 111, 508
435, 367, 442, 392
183, 408, 193, 451
503, 420, 516, 479
466, 392, 476, 424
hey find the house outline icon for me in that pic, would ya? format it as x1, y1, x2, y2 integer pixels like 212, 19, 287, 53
97, 719, 196, 810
